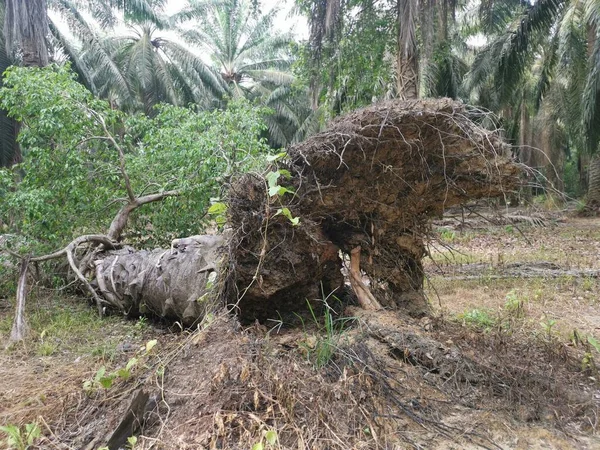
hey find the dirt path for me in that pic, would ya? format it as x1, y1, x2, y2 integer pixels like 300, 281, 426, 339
427, 213, 600, 340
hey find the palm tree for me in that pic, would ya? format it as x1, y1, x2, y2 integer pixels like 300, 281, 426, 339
464, 0, 600, 206
97, 23, 226, 113
179, 0, 293, 94
177, 0, 312, 146
47, 0, 226, 113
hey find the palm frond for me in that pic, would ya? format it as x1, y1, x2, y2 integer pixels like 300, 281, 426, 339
496, 0, 567, 100
244, 69, 295, 86
582, 31, 600, 152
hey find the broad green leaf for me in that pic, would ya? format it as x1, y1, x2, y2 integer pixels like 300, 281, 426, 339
276, 186, 294, 196
266, 170, 281, 189
94, 366, 106, 381
278, 169, 292, 178
116, 368, 131, 380
268, 184, 282, 197
588, 336, 600, 353
208, 202, 227, 215
126, 357, 139, 371
275, 208, 300, 226
266, 151, 287, 162
265, 430, 277, 445
252, 443, 264, 450
99, 375, 114, 389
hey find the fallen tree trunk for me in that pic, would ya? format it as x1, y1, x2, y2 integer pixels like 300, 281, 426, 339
93, 234, 226, 325
5, 99, 520, 328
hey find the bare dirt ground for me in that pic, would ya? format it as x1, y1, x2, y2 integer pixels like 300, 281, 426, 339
2, 209, 600, 449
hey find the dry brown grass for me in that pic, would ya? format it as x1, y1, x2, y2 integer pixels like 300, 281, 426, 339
4, 213, 600, 450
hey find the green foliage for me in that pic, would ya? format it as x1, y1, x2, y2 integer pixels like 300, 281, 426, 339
438, 228, 456, 243
0, 64, 271, 253
295, 2, 395, 117
0, 422, 40, 450
504, 289, 525, 318
459, 308, 496, 330
83, 339, 157, 393
251, 430, 278, 450
540, 315, 557, 339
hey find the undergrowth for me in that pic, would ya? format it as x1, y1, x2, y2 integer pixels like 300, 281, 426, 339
0, 292, 144, 358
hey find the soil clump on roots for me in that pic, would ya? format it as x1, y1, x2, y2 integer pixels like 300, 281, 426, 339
225, 98, 518, 324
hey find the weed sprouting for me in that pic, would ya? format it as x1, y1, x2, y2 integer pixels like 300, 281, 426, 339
0, 422, 40, 450
458, 308, 496, 330
83, 339, 157, 393
298, 293, 355, 369
439, 228, 456, 243
504, 289, 525, 318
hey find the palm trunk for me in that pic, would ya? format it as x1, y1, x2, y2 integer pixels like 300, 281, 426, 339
397, 0, 419, 100
4, 0, 49, 67
3, 0, 49, 166
587, 154, 600, 207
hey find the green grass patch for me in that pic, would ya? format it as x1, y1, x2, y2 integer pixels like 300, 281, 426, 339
0, 293, 141, 358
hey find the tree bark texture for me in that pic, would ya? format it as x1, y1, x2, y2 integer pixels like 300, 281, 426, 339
397, 0, 419, 99
4, 0, 49, 67
587, 154, 600, 207
92, 235, 226, 325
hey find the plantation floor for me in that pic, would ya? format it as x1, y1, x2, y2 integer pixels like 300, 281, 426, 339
2, 208, 600, 449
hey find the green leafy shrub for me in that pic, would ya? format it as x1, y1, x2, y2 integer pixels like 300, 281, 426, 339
459, 308, 496, 330
0, 64, 272, 254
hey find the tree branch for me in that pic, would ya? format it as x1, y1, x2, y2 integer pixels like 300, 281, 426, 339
107, 190, 182, 241
89, 109, 136, 202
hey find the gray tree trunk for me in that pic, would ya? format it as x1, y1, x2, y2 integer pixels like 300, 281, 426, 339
587, 154, 600, 207
4, 0, 49, 67
397, 0, 419, 99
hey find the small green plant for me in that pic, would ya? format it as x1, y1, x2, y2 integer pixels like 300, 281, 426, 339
127, 435, 138, 449
504, 224, 514, 234
298, 291, 355, 369
265, 153, 300, 226
439, 228, 456, 243
0, 422, 41, 450
504, 289, 525, 318
134, 316, 148, 331
459, 309, 496, 330
540, 315, 557, 340
83, 339, 157, 393
582, 277, 595, 292
251, 429, 278, 450
37, 341, 59, 356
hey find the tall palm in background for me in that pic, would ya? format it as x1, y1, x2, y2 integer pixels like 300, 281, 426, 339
465, 0, 600, 205
1, 0, 49, 166
49, 0, 226, 113
178, 0, 315, 145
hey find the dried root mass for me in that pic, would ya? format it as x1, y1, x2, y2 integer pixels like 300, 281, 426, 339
226, 99, 519, 322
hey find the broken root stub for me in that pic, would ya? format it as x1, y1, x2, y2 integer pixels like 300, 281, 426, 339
226, 98, 519, 323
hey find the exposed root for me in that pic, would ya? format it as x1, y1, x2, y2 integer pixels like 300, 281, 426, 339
9, 257, 30, 343
349, 246, 381, 310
